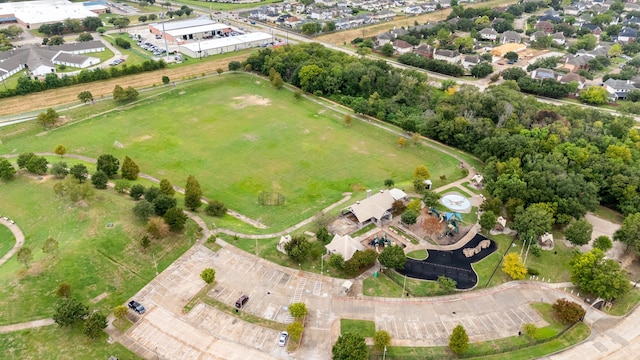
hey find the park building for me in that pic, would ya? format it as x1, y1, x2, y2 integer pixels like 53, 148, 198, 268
0, 0, 107, 28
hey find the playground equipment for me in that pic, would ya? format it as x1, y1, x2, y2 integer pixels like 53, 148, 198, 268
439, 212, 463, 237
368, 233, 393, 248
429, 207, 444, 222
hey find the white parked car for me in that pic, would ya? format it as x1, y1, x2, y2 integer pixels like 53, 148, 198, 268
278, 331, 289, 347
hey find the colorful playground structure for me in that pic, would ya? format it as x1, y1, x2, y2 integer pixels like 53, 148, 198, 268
429, 207, 464, 237
369, 233, 392, 253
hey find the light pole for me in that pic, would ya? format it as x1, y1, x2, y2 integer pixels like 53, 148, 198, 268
383, 346, 387, 360
402, 273, 407, 297
159, 13, 170, 62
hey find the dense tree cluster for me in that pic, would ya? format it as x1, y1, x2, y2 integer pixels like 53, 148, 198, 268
38, 17, 103, 36
245, 44, 640, 219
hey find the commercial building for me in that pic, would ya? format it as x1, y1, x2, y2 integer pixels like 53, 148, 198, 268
178, 32, 273, 58
0, 0, 106, 28
148, 17, 233, 44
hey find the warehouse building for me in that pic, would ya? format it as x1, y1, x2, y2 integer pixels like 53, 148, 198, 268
148, 17, 233, 44
0, 0, 106, 27
178, 32, 273, 58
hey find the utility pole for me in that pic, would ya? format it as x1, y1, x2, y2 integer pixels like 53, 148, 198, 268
160, 13, 170, 62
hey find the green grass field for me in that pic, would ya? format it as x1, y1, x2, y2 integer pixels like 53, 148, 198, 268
0, 324, 141, 360
0, 74, 462, 232
340, 319, 375, 337
0, 225, 14, 261
0, 176, 197, 325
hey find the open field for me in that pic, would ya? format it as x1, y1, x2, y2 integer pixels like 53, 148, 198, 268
0, 176, 197, 325
340, 319, 375, 337
0, 225, 14, 261
174, 0, 285, 11
0, 74, 463, 231
316, 0, 520, 45
0, 324, 140, 360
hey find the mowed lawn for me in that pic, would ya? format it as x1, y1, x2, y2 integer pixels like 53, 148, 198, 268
0, 74, 462, 231
0, 176, 197, 325
0, 225, 14, 261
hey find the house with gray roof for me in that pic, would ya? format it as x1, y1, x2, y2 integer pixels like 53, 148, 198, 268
341, 188, 407, 228
479, 27, 498, 41
500, 31, 521, 44
531, 68, 559, 80
603, 78, 637, 100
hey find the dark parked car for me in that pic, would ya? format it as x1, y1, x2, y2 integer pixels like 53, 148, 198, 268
235, 295, 249, 308
128, 300, 146, 314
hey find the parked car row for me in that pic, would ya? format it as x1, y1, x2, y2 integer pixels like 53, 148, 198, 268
138, 40, 167, 57
109, 58, 125, 66
0, 216, 15, 224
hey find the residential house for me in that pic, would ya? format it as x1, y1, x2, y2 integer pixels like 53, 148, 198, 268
564, 5, 582, 16
414, 44, 434, 58
392, 39, 413, 54
538, 14, 563, 23
531, 68, 559, 80
581, 24, 603, 37
390, 27, 408, 38
559, 72, 586, 90
619, 27, 638, 43
529, 31, 547, 42
376, 32, 393, 46
0, 44, 100, 80
624, 16, 640, 27
552, 32, 566, 45
376, 9, 396, 21
535, 20, 555, 34
461, 54, 482, 70
479, 27, 498, 41
404, 6, 424, 14
334, 18, 350, 30
603, 78, 636, 100
625, 2, 640, 11
284, 16, 303, 28
433, 49, 460, 63
500, 31, 522, 44
561, 54, 590, 72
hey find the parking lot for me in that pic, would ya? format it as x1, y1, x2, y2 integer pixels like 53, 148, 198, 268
122, 243, 571, 359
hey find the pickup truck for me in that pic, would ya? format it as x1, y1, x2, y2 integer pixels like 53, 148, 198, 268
128, 300, 146, 314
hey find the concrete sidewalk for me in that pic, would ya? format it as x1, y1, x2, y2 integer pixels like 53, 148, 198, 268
0, 318, 54, 333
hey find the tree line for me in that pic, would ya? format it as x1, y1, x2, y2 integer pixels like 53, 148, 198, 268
2, 59, 166, 99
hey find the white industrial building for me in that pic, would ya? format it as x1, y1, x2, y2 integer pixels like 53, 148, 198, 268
0, 0, 107, 27
149, 18, 233, 44
178, 32, 273, 58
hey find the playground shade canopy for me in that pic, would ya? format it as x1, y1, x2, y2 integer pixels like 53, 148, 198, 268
325, 234, 365, 261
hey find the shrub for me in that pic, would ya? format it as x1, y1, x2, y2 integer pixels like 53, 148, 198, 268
200, 268, 216, 284
55, 283, 71, 298
287, 321, 304, 342
205, 200, 227, 217
552, 299, 586, 325
523, 323, 537, 339
289, 302, 307, 318
594, 235, 612, 252
129, 184, 145, 200
147, 217, 169, 238
373, 330, 391, 351
449, 324, 469, 354
502, 253, 527, 280
527, 267, 540, 276
328, 253, 344, 269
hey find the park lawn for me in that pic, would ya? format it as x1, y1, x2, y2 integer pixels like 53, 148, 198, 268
386, 269, 442, 296
506, 230, 573, 283
592, 205, 624, 224
0, 324, 141, 360
340, 319, 375, 337
363, 272, 404, 297
0, 225, 15, 261
406, 249, 427, 260
0, 74, 462, 232
605, 288, 640, 316
0, 176, 197, 325
473, 233, 513, 288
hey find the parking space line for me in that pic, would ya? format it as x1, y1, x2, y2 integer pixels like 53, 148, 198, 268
245, 261, 257, 273
412, 321, 423, 339
392, 320, 399, 338
510, 309, 525, 325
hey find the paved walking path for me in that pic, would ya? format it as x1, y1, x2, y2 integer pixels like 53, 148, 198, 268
0, 318, 54, 334
0, 217, 25, 267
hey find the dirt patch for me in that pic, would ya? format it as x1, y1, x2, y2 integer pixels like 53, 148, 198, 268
231, 95, 271, 109
243, 134, 259, 141
134, 135, 153, 142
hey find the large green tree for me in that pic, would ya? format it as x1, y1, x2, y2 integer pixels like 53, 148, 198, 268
121, 156, 139, 180
579, 86, 609, 105
16, 247, 33, 268
0, 158, 16, 180
153, 194, 177, 216
614, 213, 640, 252
570, 249, 631, 300
378, 245, 406, 270
332, 333, 367, 360
159, 178, 175, 196
184, 175, 203, 211
36, 108, 59, 128
83, 312, 107, 339
163, 207, 188, 232
96, 154, 119, 178
133, 200, 156, 221
512, 203, 554, 242
91, 170, 109, 189
26, 155, 48, 175
53, 298, 89, 327
565, 218, 593, 246
70, 164, 88, 183
284, 235, 311, 262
